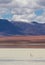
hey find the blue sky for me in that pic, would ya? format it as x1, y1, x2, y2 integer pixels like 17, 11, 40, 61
2, 12, 12, 19
35, 9, 44, 16
0, 0, 45, 23
1, 9, 44, 19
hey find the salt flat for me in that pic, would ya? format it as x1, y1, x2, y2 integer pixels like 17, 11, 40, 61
0, 48, 45, 65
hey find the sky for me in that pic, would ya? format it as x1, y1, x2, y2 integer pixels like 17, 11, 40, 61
0, 0, 45, 23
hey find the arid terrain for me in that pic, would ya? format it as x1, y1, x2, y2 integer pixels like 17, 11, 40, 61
0, 36, 45, 48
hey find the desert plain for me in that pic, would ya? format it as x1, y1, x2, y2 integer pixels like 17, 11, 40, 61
0, 35, 45, 48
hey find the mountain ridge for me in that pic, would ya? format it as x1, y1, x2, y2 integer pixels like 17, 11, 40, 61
0, 19, 45, 36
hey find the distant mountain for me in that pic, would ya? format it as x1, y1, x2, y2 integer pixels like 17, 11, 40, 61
13, 21, 45, 35
0, 19, 24, 36
0, 19, 45, 36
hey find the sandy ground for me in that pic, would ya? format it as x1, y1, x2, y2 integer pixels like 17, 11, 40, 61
0, 48, 45, 65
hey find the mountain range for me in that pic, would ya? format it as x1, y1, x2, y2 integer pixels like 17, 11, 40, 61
0, 19, 45, 36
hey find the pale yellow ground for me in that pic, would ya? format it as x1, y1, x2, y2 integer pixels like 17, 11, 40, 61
0, 48, 45, 59
0, 48, 45, 65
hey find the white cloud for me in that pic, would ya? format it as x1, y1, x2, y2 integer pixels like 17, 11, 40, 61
12, 9, 36, 23
0, 0, 45, 23
0, 8, 8, 14
36, 0, 45, 7
12, 15, 28, 22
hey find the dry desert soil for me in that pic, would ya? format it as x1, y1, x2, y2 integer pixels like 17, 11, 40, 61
0, 36, 45, 48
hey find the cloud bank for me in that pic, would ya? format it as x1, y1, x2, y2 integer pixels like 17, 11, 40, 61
0, 0, 45, 23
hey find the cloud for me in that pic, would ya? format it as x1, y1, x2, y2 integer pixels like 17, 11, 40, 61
0, 8, 8, 14
36, 0, 45, 7
12, 8, 36, 23
0, 0, 45, 23
0, 0, 38, 8
34, 9, 45, 23
35, 15, 45, 23
0, 0, 12, 4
